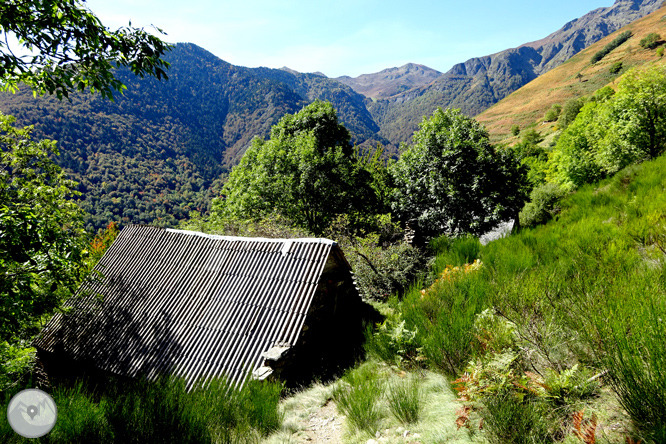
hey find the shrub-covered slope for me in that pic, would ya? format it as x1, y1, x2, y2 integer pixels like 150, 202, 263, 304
369, 153, 666, 442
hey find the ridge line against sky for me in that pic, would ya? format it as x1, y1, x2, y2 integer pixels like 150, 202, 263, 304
86, 0, 616, 78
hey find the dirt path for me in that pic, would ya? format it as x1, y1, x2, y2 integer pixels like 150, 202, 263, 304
300, 399, 344, 443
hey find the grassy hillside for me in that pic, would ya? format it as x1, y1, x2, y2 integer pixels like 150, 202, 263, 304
477, 3, 666, 143
226, 148, 666, 444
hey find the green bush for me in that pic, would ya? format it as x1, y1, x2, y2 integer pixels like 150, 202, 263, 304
558, 97, 585, 129
480, 392, 555, 444
639, 32, 661, 50
610, 61, 623, 74
348, 241, 427, 301
658, 46, 664, 57
510, 124, 520, 136
0, 343, 35, 392
403, 272, 488, 375
365, 317, 421, 367
519, 182, 567, 228
543, 104, 561, 122
324, 213, 428, 301
591, 30, 632, 63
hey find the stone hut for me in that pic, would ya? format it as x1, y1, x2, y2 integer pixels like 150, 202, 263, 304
34, 225, 370, 388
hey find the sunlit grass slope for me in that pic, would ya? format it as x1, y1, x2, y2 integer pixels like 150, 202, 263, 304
477, 4, 666, 143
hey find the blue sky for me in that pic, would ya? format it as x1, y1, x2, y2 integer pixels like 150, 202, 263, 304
86, 0, 614, 78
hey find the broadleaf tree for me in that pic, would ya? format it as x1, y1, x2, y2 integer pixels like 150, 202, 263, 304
391, 108, 528, 237
0, 0, 171, 100
215, 100, 380, 235
0, 114, 87, 344
0, 0, 170, 384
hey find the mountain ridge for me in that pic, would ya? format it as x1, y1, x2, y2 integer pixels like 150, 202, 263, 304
346, 0, 665, 146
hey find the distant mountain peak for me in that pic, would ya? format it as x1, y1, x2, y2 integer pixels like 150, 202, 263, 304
335, 63, 442, 99
279, 67, 327, 78
280, 66, 300, 75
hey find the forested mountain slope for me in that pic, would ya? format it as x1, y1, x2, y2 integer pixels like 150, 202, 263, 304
0, 44, 382, 231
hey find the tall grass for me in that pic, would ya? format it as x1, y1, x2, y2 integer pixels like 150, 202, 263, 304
1, 375, 283, 443
480, 391, 555, 444
590, 272, 666, 443
333, 364, 385, 435
365, 154, 666, 441
386, 375, 422, 425
401, 270, 489, 375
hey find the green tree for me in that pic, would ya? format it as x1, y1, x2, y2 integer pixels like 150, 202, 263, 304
610, 62, 623, 75
598, 67, 666, 169
0, 0, 171, 100
215, 100, 378, 235
558, 97, 585, 129
390, 108, 528, 237
543, 104, 561, 122
0, 114, 87, 344
549, 101, 605, 190
0, 0, 170, 386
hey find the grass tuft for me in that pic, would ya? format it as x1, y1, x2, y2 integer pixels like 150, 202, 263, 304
386, 375, 422, 425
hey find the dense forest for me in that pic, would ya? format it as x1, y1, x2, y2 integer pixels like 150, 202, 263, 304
0, 43, 389, 232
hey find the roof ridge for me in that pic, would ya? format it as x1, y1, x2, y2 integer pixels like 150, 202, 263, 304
162, 227, 337, 246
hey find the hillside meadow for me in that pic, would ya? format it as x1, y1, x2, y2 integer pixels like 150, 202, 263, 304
260, 149, 666, 444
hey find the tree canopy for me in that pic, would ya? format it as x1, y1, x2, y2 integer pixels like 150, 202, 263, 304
391, 108, 528, 237
0, 0, 171, 100
550, 67, 666, 189
0, 114, 86, 343
0, 0, 171, 379
215, 100, 380, 235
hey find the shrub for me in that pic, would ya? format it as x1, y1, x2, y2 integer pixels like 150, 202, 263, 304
0, 343, 35, 392
480, 392, 555, 444
543, 104, 561, 122
610, 61, 623, 74
558, 97, 585, 129
511, 124, 520, 136
365, 317, 422, 367
325, 214, 428, 301
658, 46, 664, 57
402, 267, 488, 375
639, 32, 661, 49
591, 30, 632, 63
349, 241, 427, 301
519, 182, 567, 228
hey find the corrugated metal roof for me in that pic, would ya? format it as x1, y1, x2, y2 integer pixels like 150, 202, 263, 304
34, 225, 341, 387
